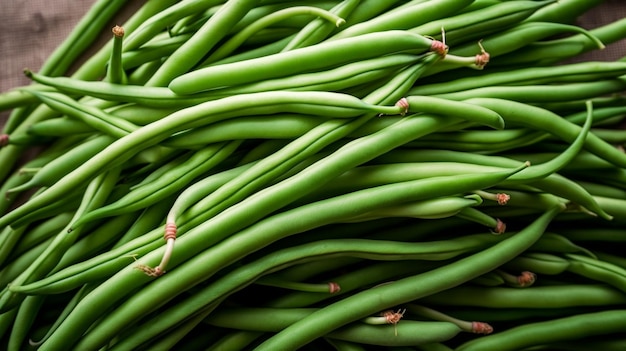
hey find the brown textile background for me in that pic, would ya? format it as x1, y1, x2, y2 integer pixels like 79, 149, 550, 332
1, 0, 626, 127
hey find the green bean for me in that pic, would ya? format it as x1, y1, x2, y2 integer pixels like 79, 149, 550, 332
24, 71, 215, 108
53, 213, 138, 273
38, 163, 528, 349
409, 0, 554, 43
467, 98, 626, 170
411, 61, 626, 96
7, 190, 85, 230
6, 134, 113, 194
26, 117, 93, 138
253, 207, 560, 350
28, 91, 139, 138
8, 295, 45, 351
342, 195, 483, 223
488, 40, 587, 67
10, 213, 73, 261
456, 207, 504, 233
205, 6, 346, 63
27, 283, 98, 348
123, 0, 227, 51
194, 53, 424, 96
281, 0, 360, 52
455, 21, 604, 58
0, 236, 52, 290
205, 307, 462, 346
0, 308, 17, 342
71, 141, 241, 229
164, 114, 323, 147
0, 0, 178, 183
422, 284, 626, 309
373, 148, 611, 220
406, 304, 493, 334
0, 167, 120, 313
105, 26, 128, 84
455, 309, 626, 351
111, 198, 173, 249
0, 90, 409, 230
402, 96, 504, 129
565, 253, 626, 293
331, 0, 473, 40
39, 0, 128, 78
145, 0, 260, 87
524, 0, 605, 23
173, 57, 441, 246
0, 88, 49, 115
431, 79, 626, 103
107, 235, 494, 350
504, 252, 570, 276
168, 30, 435, 94
120, 33, 192, 71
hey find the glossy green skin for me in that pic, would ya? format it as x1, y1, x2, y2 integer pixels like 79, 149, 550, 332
39, 166, 527, 350
168, 30, 434, 94
455, 309, 626, 351
254, 207, 561, 350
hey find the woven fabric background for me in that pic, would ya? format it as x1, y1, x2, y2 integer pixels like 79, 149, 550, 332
2, 0, 626, 126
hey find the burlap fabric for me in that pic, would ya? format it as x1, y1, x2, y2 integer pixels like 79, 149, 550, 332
1, 0, 626, 127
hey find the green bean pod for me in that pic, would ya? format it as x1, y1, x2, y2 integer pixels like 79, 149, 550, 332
402, 96, 504, 129
455, 309, 626, 351
123, 0, 227, 51
71, 141, 240, 229
253, 207, 561, 350
467, 98, 626, 170
422, 284, 626, 309
168, 30, 435, 94
205, 307, 461, 347
410, 0, 553, 41
331, 0, 474, 40
7, 135, 113, 194
565, 253, 626, 293
38, 164, 528, 350
26, 117, 93, 138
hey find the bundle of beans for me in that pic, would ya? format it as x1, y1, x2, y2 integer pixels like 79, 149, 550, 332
1, 1, 626, 350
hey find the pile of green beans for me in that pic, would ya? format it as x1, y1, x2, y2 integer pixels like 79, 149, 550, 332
1, 0, 626, 350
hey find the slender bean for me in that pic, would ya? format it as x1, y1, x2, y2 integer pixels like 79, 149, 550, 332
8, 295, 45, 351
145, 0, 260, 86
38, 164, 528, 350
26, 117, 93, 138
205, 307, 462, 346
411, 61, 626, 96
402, 96, 504, 129
431, 79, 626, 103
503, 252, 571, 276
331, 0, 473, 40
0, 90, 410, 230
281, 0, 361, 52
123, 0, 227, 51
168, 30, 435, 94
29, 91, 139, 138
70, 141, 241, 229
421, 284, 626, 308
253, 207, 560, 350
455, 309, 626, 351
565, 253, 626, 293
467, 98, 626, 170
105, 26, 128, 84
0, 167, 120, 313
206, 6, 346, 63
524, 0, 605, 23
6, 134, 113, 194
